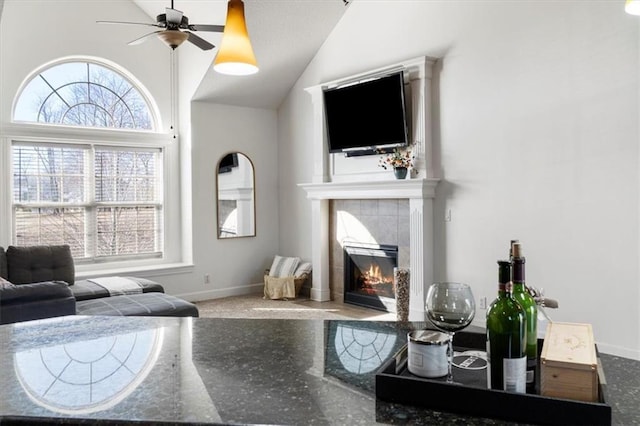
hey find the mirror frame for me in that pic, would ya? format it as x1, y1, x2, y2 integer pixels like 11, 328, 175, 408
216, 151, 256, 239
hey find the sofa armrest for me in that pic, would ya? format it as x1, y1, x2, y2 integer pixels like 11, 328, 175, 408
0, 281, 76, 324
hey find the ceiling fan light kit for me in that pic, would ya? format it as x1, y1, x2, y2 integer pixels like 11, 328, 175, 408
626, 0, 640, 15
213, 0, 259, 76
158, 30, 189, 49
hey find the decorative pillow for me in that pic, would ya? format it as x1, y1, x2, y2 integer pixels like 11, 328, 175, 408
294, 262, 312, 278
0, 276, 15, 289
6, 245, 75, 285
268, 255, 300, 278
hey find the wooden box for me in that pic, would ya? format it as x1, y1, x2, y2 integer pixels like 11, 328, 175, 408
541, 322, 598, 402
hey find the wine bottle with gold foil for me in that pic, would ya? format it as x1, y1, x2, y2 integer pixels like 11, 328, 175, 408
486, 260, 527, 392
509, 239, 519, 261
511, 241, 538, 393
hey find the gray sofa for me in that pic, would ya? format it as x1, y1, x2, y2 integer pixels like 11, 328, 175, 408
0, 245, 198, 324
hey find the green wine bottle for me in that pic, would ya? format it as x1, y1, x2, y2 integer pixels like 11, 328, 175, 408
511, 241, 538, 392
486, 260, 527, 392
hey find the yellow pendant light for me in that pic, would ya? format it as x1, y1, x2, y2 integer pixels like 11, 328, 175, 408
625, 0, 640, 15
214, 0, 259, 76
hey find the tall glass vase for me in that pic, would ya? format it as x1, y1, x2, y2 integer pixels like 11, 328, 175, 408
394, 267, 410, 322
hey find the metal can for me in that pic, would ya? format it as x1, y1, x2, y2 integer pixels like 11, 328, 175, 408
407, 330, 449, 378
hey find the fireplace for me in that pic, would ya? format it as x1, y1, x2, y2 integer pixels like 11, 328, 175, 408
343, 243, 398, 313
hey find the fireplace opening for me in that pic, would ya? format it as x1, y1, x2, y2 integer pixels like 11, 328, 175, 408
343, 243, 398, 313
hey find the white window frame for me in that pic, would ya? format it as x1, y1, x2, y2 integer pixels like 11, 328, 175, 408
12, 140, 164, 263
1, 57, 189, 276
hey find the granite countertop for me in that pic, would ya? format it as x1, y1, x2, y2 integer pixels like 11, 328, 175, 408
0, 315, 637, 425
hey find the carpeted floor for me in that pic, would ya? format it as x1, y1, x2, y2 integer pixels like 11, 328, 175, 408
195, 293, 397, 321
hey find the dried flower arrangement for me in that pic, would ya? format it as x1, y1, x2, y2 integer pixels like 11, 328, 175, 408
378, 146, 415, 170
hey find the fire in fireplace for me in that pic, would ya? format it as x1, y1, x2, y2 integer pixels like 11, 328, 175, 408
343, 243, 398, 312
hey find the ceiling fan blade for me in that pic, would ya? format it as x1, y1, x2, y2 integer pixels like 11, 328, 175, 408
97, 20, 161, 28
188, 24, 225, 33
128, 31, 163, 46
166, 7, 183, 25
186, 32, 215, 51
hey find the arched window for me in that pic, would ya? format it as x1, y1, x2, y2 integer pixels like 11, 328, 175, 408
9, 59, 164, 263
14, 61, 155, 130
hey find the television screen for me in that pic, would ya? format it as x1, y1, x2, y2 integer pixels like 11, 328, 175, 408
323, 71, 409, 155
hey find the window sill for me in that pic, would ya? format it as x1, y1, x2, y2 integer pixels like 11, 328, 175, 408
75, 262, 194, 280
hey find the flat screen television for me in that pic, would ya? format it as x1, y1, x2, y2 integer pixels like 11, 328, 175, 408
323, 71, 409, 155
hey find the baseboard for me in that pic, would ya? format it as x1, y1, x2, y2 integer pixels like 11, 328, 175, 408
594, 342, 640, 361
473, 318, 639, 360
175, 282, 263, 303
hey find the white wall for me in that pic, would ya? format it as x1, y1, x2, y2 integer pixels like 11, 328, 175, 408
185, 102, 279, 299
0, 0, 171, 131
278, 0, 640, 359
1, 0, 638, 358
0, 1, 281, 301
0, 0, 191, 269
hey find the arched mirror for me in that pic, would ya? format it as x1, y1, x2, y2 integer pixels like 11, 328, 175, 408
217, 152, 256, 238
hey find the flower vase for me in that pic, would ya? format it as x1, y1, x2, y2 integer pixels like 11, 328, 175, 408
393, 167, 408, 179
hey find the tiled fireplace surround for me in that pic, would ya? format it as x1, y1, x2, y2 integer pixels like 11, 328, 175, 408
330, 198, 411, 304
300, 56, 438, 321
300, 180, 438, 321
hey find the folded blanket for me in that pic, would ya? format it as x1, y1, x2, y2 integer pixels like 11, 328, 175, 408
88, 276, 143, 296
263, 275, 296, 300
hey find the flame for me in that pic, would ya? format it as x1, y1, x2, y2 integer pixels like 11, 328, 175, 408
368, 264, 382, 281
363, 263, 390, 285
353, 261, 396, 298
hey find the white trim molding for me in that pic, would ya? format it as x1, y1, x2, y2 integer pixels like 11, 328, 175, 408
300, 55, 440, 321
305, 55, 438, 183
300, 178, 438, 200
300, 178, 439, 321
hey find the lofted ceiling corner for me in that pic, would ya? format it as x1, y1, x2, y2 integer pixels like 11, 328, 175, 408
132, 0, 348, 110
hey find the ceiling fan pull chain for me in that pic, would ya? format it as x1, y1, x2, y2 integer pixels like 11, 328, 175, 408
170, 48, 177, 140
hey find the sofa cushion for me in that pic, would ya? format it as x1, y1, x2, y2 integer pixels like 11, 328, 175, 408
0, 281, 76, 324
0, 247, 7, 280
0, 280, 71, 303
76, 293, 199, 318
6, 245, 75, 285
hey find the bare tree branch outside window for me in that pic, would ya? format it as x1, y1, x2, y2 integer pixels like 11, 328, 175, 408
11, 61, 161, 261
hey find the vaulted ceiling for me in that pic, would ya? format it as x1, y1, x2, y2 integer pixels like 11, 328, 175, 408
132, 0, 348, 109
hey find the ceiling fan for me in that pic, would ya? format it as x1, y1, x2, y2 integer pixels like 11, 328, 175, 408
97, 0, 224, 50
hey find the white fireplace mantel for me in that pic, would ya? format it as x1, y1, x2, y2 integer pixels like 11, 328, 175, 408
299, 178, 439, 321
300, 56, 438, 321
299, 178, 439, 200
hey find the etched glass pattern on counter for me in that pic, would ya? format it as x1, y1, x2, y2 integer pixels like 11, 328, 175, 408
334, 324, 396, 374
14, 327, 164, 414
